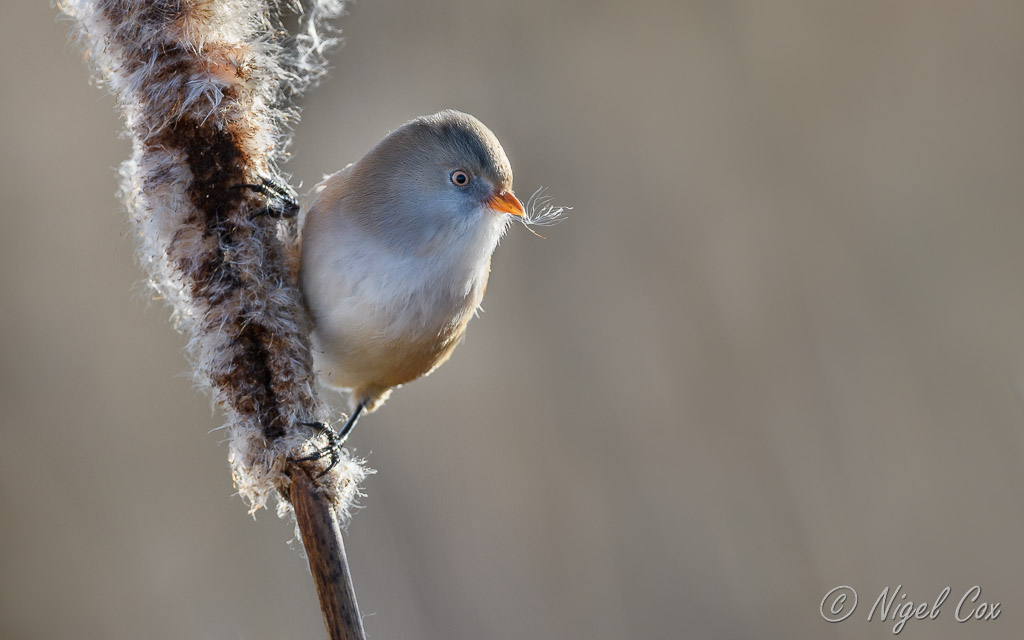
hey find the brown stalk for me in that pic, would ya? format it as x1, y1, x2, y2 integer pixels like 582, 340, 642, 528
290, 468, 367, 639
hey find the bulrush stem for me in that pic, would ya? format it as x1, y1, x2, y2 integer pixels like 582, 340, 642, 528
290, 469, 367, 639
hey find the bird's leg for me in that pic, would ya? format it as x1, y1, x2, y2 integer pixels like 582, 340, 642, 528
289, 402, 367, 478
233, 177, 299, 219
334, 402, 366, 446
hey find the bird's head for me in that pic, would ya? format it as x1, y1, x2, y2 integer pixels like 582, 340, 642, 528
347, 110, 525, 248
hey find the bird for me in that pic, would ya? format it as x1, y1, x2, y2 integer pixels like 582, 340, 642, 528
298, 110, 526, 449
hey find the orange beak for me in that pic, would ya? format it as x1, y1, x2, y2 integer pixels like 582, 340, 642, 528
488, 190, 525, 217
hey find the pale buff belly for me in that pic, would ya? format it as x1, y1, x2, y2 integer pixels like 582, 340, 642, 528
320, 323, 466, 389
311, 302, 475, 411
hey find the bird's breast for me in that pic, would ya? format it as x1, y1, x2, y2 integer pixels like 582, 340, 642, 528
301, 213, 502, 390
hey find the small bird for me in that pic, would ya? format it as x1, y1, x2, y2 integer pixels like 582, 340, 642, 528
299, 110, 525, 446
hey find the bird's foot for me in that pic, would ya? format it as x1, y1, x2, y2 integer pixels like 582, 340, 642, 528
288, 403, 366, 479
290, 421, 343, 479
233, 176, 299, 219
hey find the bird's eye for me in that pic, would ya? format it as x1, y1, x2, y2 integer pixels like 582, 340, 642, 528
450, 170, 470, 186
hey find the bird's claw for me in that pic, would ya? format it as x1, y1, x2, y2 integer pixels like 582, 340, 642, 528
290, 421, 343, 479
233, 177, 299, 219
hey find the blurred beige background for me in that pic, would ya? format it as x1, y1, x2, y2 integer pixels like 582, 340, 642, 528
4, 1, 1024, 638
